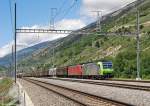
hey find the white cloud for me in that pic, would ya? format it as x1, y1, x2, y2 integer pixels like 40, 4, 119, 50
0, 19, 86, 58
56, 19, 85, 30
80, 0, 136, 21
16, 19, 86, 47
0, 42, 13, 58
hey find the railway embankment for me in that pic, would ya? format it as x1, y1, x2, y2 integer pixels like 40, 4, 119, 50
18, 78, 82, 106
17, 80, 34, 106
29, 77, 150, 106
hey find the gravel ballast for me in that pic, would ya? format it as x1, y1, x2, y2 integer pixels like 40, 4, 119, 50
31, 77, 150, 106
18, 79, 83, 106
49, 77, 150, 87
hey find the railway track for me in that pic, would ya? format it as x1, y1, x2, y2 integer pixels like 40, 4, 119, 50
47, 77, 150, 91
24, 78, 132, 106
108, 79, 150, 83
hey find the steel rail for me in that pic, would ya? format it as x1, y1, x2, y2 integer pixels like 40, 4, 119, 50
23, 78, 86, 106
47, 77, 150, 91
24, 78, 133, 106
108, 79, 150, 83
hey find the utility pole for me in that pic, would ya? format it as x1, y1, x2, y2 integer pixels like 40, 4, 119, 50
50, 8, 57, 29
52, 48, 55, 68
50, 8, 57, 68
14, 3, 17, 83
11, 45, 14, 78
136, 10, 141, 80
92, 11, 102, 33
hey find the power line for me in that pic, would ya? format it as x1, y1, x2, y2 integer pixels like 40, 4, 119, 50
89, 0, 136, 33
53, 0, 78, 21
9, 0, 14, 34
53, 0, 66, 19
50, 8, 57, 29
108, 0, 136, 14
61, 0, 78, 20
48, 0, 78, 30
9, 0, 15, 79
92, 11, 102, 32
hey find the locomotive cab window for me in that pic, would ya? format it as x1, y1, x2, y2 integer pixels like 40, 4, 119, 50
102, 62, 113, 69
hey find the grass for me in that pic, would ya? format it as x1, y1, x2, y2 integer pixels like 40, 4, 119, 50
0, 78, 14, 106
0, 78, 13, 94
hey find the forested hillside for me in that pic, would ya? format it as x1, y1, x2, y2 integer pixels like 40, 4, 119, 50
3, 0, 150, 79
0, 66, 6, 72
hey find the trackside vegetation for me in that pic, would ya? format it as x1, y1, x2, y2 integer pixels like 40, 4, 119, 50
0, 78, 14, 106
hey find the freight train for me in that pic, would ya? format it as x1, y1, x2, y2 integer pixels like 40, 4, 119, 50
18, 61, 113, 79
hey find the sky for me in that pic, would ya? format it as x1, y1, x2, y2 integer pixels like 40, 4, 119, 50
0, 0, 136, 58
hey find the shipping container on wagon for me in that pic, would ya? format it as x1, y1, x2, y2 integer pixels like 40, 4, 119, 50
26, 71, 33, 77
56, 67, 68, 76
40, 70, 49, 77
49, 68, 56, 76
67, 65, 83, 75
35, 71, 41, 77
82, 63, 99, 75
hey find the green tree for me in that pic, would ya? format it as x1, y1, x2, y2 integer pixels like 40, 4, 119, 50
114, 49, 136, 78
95, 41, 100, 48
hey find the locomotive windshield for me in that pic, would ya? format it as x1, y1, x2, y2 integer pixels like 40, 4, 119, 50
102, 62, 113, 69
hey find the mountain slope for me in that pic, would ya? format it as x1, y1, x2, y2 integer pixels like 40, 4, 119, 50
1, 0, 150, 78
0, 39, 61, 66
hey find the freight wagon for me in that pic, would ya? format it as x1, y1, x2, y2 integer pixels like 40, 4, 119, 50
48, 61, 113, 79
49, 67, 68, 77
19, 61, 113, 79
49, 68, 56, 77
56, 67, 68, 77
